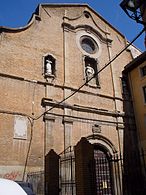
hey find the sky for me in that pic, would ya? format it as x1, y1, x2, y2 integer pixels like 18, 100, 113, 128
0, 0, 145, 51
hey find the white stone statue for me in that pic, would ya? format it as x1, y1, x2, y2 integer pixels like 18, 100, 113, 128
45, 59, 52, 75
85, 64, 95, 79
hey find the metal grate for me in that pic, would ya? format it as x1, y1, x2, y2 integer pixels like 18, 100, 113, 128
94, 150, 112, 195
59, 147, 76, 195
27, 171, 44, 195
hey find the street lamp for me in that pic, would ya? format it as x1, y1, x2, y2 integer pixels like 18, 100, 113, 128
120, 0, 146, 24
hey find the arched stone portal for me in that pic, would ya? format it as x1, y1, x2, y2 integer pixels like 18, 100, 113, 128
58, 136, 122, 195
87, 134, 122, 195
87, 134, 117, 155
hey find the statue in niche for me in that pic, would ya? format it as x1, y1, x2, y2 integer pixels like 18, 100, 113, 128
85, 63, 95, 80
45, 59, 53, 75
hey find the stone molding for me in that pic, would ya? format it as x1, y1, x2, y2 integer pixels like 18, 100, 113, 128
43, 114, 55, 121
62, 22, 113, 45
42, 98, 124, 117
62, 117, 73, 124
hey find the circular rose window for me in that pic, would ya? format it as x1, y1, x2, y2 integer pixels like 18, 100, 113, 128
80, 36, 98, 54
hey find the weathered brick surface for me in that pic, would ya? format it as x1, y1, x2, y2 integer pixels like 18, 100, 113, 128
0, 4, 135, 181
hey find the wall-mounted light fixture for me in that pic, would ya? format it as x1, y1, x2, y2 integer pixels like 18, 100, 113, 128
120, 0, 146, 24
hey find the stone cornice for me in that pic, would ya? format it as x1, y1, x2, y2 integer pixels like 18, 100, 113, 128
0, 72, 123, 101
42, 98, 124, 118
44, 112, 124, 127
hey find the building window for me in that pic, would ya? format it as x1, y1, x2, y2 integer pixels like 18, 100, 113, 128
83, 11, 91, 18
140, 65, 146, 77
80, 36, 98, 54
44, 55, 56, 78
84, 56, 99, 86
121, 76, 129, 95
76, 31, 102, 58
143, 86, 146, 103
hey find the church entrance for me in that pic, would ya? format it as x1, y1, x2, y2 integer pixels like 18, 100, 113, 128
94, 146, 113, 195
45, 137, 122, 195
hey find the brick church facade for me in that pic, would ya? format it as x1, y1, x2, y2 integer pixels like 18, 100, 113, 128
0, 4, 144, 195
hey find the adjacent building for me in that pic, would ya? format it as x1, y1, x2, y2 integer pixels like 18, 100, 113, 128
123, 51, 146, 187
